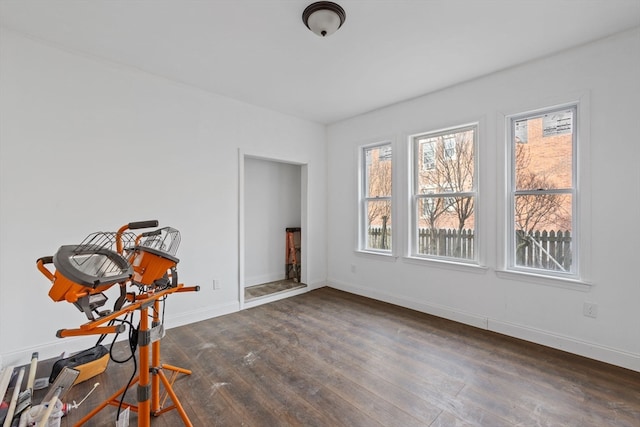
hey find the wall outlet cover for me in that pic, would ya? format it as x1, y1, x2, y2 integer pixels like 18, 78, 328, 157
583, 302, 598, 318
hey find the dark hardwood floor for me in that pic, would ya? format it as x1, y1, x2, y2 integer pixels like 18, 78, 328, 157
28, 287, 640, 426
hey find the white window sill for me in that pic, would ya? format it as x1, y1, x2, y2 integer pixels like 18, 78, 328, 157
355, 249, 398, 262
495, 269, 592, 292
402, 256, 488, 274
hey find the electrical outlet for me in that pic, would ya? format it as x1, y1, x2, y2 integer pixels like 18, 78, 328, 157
213, 279, 220, 290
583, 302, 598, 318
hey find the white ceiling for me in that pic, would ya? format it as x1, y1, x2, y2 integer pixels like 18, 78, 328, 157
1, 0, 639, 124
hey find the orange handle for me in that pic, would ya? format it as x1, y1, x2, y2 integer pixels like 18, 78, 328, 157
116, 220, 159, 254
36, 256, 55, 282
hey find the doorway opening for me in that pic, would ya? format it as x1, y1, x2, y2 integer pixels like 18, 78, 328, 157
239, 154, 308, 308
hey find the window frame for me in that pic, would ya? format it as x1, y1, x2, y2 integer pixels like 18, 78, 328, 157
506, 104, 579, 279
409, 123, 479, 264
358, 141, 394, 254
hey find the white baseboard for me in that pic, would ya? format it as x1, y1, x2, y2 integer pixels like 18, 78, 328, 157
327, 279, 640, 372
9, 280, 635, 372
2, 301, 240, 368
1, 284, 328, 367
488, 319, 640, 372
243, 285, 309, 309
305, 279, 326, 291
2, 335, 100, 369
327, 279, 488, 329
242, 279, 325, 309
164, 301, 239, 330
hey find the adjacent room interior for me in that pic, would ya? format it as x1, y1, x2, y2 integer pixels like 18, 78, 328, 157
243, 156, 306, 304
1, 1, 639, 426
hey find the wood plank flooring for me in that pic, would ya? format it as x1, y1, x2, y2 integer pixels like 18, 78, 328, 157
28, 287, 640, 426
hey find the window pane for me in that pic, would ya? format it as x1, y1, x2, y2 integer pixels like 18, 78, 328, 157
412, 124, 477, 263
514, 194, 572, 272
514, 193, 572, 232
365, 145, 392, 198
509, 105, 577, 277
366, 199, 391, 250
416, 196, 475, 259
514, 110, 573, 190
416, 129, 474, 193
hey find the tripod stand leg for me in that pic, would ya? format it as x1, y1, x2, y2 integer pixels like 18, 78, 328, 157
156, 369, 193, 426
148, 298, 192, 425
137, 307, 152, 427
74, 376, 140, 426
162, 363, 192, 375
158, 364, 192, 409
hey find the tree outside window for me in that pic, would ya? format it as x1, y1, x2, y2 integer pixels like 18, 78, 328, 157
361, 143, 392, 251
413, 125, 477, 261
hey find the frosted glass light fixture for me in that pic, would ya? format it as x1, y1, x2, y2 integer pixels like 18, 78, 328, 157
302, 2, 346, 37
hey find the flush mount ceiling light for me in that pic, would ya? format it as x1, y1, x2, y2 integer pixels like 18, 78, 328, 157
302, 1, 346, 37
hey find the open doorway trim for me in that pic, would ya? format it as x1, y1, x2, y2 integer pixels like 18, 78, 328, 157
238, 148, 309, 310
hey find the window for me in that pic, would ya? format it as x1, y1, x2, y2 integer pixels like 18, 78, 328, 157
360, 143, 392, 252
443, 135, 457, 160
411, 124, 477, 262
508, 105, 576, 276
421, 140, 435, 170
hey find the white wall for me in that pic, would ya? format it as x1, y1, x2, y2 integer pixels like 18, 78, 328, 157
2, 25, 638, 373
327, 28, 640, 371
0, 29, 326, 365
244, 158, 301, 287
